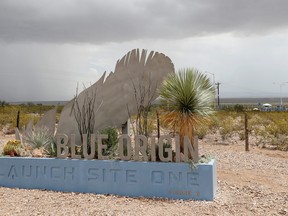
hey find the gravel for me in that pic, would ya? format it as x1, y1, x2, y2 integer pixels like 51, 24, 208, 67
0, 134, 287, 216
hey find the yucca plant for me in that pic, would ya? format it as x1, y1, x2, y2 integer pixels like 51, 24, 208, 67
159, 68, 215, 157
22, 127, 54, 150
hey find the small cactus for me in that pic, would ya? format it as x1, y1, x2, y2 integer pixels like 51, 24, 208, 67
2, 140, 22, 156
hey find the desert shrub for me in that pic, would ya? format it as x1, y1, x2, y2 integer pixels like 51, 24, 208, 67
17, 114, 40, 129
46, 139, 57, 157
100, 127, 118, 150
234, 104, 244, 112
2, 140, 23, 156
206, 116, 220, 133
0, 104, 54, 129
0, 114, 14, 129
193, 110, 288, 151
233, 116, 244, 131
94, 127, 119, 157
253, 125, 270, 148
220, 105, 234, 111
266, 122, 280, 137
0, 100, 9, 107
248, 112, 288, 150
249, 114, 267, 127
219, 116, 235, 140
22, 127, 54, 149
216, 112, 246, 140
195, 125, 208, 139
239, 131, 245, 140
271, 118, 288, 136
258, 134, 288, 151
275, 135, 288, 151
0, 106, 17, 128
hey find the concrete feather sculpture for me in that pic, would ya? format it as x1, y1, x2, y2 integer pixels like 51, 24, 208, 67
56, 49, 174, 144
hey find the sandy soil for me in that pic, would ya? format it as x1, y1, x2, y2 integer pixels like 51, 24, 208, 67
0, 132, 287, 216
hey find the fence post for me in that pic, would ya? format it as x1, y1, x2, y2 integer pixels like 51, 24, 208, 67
16, 110, 20, 129
245, 112, 249, 151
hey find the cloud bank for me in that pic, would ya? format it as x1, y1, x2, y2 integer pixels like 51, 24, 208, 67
1, 0, 288, 44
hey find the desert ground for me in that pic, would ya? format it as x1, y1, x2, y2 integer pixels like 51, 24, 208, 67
0, 132, 287, 216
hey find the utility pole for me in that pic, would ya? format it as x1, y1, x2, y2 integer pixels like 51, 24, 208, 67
216, 82, 221, 108
273, 82, 288, 106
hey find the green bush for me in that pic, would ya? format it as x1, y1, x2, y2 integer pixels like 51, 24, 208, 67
234, 104, 244, 112
94, 127, 119, 157
46, 139, 57, 157
100, 127, 118, 150
219, 116, 235, 140
195, 126, 208, 140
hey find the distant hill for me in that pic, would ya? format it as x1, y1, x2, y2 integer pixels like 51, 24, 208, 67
7, 97, 288, 106
220, 97, 287, 105
8, 101, 68, 106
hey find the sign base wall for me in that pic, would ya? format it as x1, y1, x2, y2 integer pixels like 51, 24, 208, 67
0, 158, 216, 201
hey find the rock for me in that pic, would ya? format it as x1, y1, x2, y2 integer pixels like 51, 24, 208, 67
2, 124, 15, 135
215, 142, 229, 146
2, 128, 15, 135
265, 145, 277, 150
32, 148, 44, 157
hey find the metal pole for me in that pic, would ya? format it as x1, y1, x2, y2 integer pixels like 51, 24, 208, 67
280, 84, 283, 106
16, 110, 20, 129
273, 82, 288, 106
216, 82, 220, 108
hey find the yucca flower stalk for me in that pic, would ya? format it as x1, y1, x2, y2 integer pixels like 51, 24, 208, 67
159, 68, 215, 157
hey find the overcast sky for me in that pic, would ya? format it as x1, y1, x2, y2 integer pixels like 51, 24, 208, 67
1, 0, 288, 102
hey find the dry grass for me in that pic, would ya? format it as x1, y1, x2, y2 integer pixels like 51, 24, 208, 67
1, 105, 288, 151
0, 105, 62, 131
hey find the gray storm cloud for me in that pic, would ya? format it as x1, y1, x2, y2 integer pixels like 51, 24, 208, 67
1, 0, 288, 102
0, 0, 288, 43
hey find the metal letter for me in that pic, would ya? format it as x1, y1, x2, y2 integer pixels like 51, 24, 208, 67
56, 134, 69, 158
